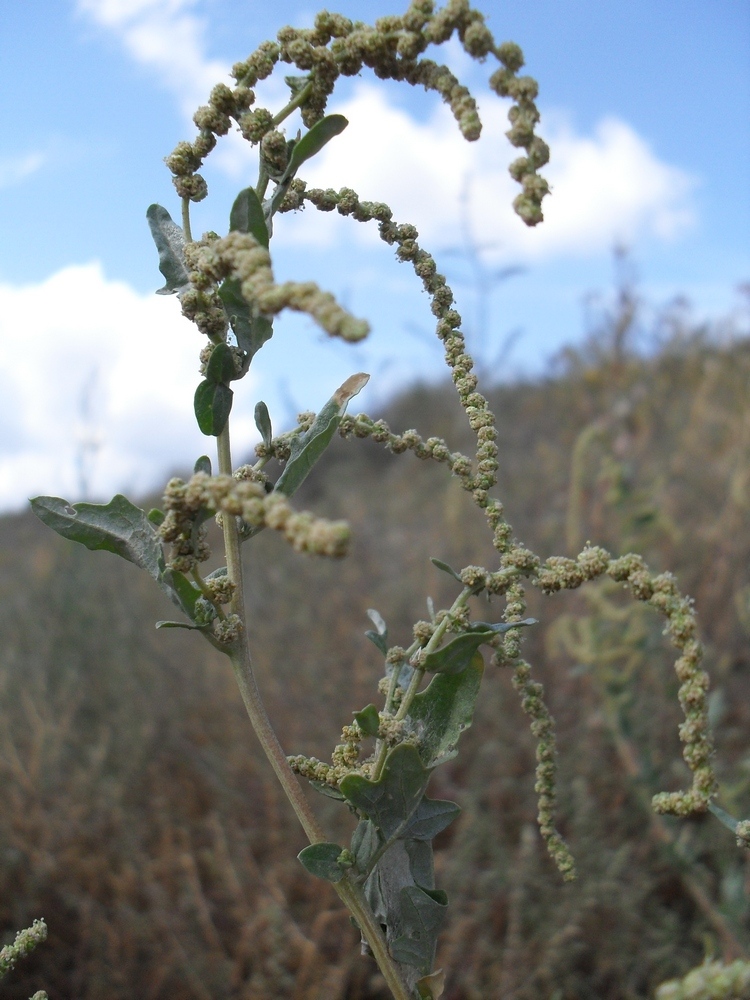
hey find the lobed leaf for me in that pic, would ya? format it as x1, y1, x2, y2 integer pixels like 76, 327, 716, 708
402, 797, 460, 841
421, 618, 537, 675
340, 743, 430, 841
351, 818, 380, 873
408, 652, 484, 767
391, 885, 448, 974
274, 373, 369, 497
146, 204, 190, 295
30, 495, 164, 581
194, 455, 212, 476
218, 278, 273, 361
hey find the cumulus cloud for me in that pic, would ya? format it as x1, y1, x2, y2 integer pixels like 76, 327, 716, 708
276, 84, 697, 262
0, 263, 258, 511
76, 0, 231, 115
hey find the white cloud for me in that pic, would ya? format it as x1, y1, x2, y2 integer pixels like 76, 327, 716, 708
0, 151, 45, 190
76, 0, 231, 115
0, 263, 257, 511
270, 85, 696, 264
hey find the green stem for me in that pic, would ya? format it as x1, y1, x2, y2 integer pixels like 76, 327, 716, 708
216, 421, 412, 999
272, 80, 314, 127
181, 196, 193, 242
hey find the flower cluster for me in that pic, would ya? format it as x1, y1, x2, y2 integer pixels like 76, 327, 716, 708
536, 546, 716, 816
164, 0, 549, 227
186, 231, 370, 342
159, 472, 351, 570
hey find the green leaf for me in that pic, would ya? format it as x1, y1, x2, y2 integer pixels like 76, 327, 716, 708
308, 780, 346, 801
340, 743, 431, 841
147, 508, 165, 526
155, 620, 206, 630
416, 970, 446, 999
146, 204, 189, 295
391, 885, 448, 974
229, 187, 269, 247
365, 630, 388, 655
194, 455, 212, 476
403, 797, 460, 841
218, 277, 273, 361
351, 819, 380, 873
254, 401, 273, 449
297, 843, 346, 883
274, 372, 369, 497
408, 652, 484, 767
284, 115, 348, 179
430, 558, 463, 583
31, 495, 164, 581
194, 380, 233, 436
205, 342, 236, 384
421, 619, 537, 675
354, 704, 380, 737
164, 569, 202, 619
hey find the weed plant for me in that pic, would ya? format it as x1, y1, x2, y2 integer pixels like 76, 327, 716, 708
3, 1, 748, 997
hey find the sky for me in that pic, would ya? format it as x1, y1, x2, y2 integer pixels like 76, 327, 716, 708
0, 0, 748, 511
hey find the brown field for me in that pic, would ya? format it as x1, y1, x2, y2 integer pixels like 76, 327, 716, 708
3, 291, 750, 999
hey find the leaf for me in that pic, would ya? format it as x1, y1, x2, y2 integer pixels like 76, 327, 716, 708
402, 797, 460, 841
274, 373, 369, 497
430, 558, 463, 583
351, 819, 380, 873
354, 704, 380, 737
205, 342, 236, 384
340, 743, 431, 841
254, 401, 273, 449
218, 277, 273, 361
421, 619, 538, 675
308, 780, 346, 801
367, 608, 387, 636
31, 495, 164, 581
297, 843, 346, 883
146, 204, 190, 295
229, 187, 269, 247
194, 380, 233, 436
283, 114, 348, 179
365, 630, 388, 656
147, 508, 165, 526
416, 970, 446, 999
165, 569, 202, 619
408, 652, 484, 767
155, 620, 206, 630
391, 886, 448, 974
194, 455, 212, 476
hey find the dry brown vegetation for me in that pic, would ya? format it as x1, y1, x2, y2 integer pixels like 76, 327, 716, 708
3, 286, 750, 999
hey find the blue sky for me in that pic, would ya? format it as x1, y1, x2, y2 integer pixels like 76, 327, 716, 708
0, 0, 748, 510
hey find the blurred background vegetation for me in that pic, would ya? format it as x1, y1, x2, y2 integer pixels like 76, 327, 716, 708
3, 270, 750, 999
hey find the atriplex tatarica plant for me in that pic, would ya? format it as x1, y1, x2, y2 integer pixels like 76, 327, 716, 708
28, 2, 745, 997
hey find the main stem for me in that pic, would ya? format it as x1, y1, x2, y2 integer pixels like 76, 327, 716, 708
215, 422, 413, 1000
